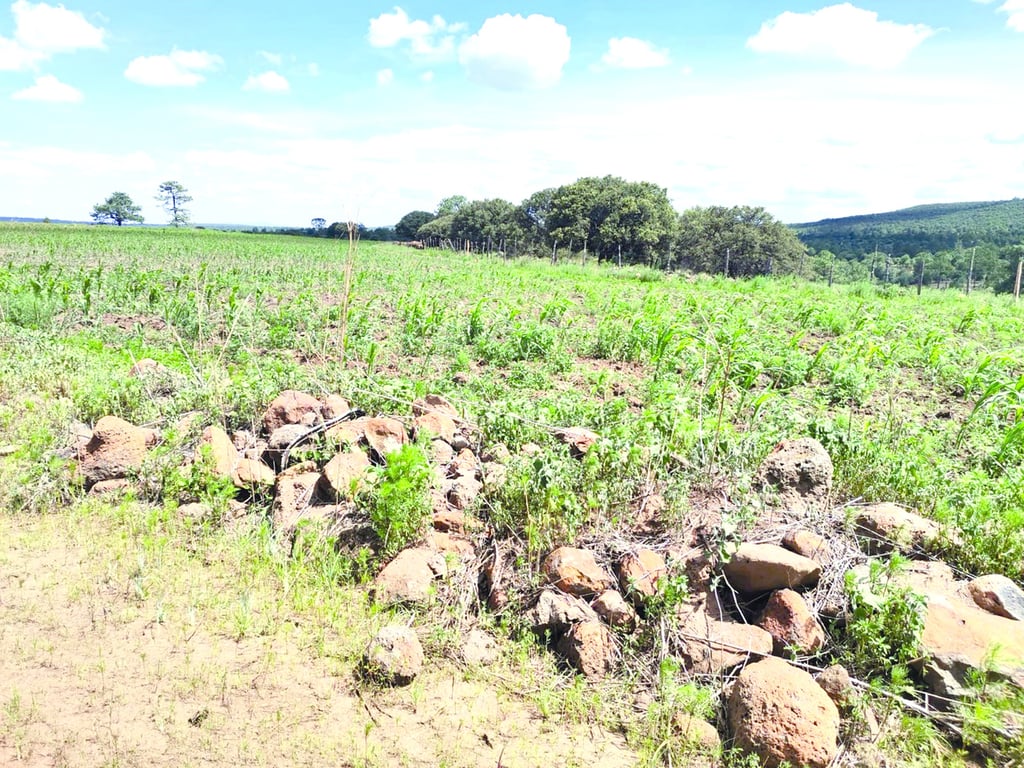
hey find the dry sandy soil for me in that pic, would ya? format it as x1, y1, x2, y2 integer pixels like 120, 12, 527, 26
0, 512, 636, 768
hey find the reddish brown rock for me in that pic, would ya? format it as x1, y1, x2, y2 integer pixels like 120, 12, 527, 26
414, 411, 457, 443
362, 626, 424, 686
432, 509, 471, 534
757, 589, 826, 655
364, 417, 408, 459
325, 416, 369, 447
723, 543, 820, 593
79, 415, 149, 484
461, 629, 498, 665
557, 620, 617, 677
816, 664, 854, 709
372, 548, 447, 604
446, 473, 483, 510
320, 449, 372, 500
852, 502, 943, 554
969, 575, 1024, 621
591, 590, 637, 631
320, 394, 351, 420
232, 458, 275, 489
412, 394, 459, 418
672, 714, 721, 753
527, 589, 599, 633
200, 425, 238, 478
755, 437, 833, 514
618, 549, 667, 601
556, 427, 600, 458
262, 390, 322, 433
128, 358, 165, 377
782, 529, 830, 562
542, 547, 614, 597
271, 468, 321, 531
728, 656, 840, 768
428, 438, 455, 466
426, 531, 475, 558
679, 606, 774, 675
88, 478, 131, 495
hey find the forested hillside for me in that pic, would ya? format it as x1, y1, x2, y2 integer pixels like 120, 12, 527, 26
795, 199, 1024, 256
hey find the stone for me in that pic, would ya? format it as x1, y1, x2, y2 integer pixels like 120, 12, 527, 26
557, 620, 617, 677
618, 549, 667, 601
428, 438, 455, 466
88, 478, 131, 495
364, 417, 408, 459
450, 448, 480, 478
527, 589, 600, 634
446, 473, 483, 510
372, 548, 447, 604
232, 458, 276, 489
816, 664, 854, 709
262, 390, 323, 433
426, 531, 475, 558
412, 394, 459, 418
267, 423, 311, 452
362, 626, 424, 686
727, 656, 840, 768
678, 605, 774, 675
320, 449, 372, 500
542, 547, 614, 598
128, 358, 164, 376
852, 502, 943, 554
757, 589, 826, 655
483, 462, 507, 488
969, 575, 1024, 621
178, 502, 212, 520
723, 543, 820, 593
232, 429, 257, 452
432, 509, 471, 534
556, 427, 600, 458
755, 437, 833, 515
414, 411, 457, 443
325, 416, 369, 447
271, 469, 322, 532
199, 425, 238, 478
79, 415, 149, 484
461, 629, 498, 665
320, 394, 351, 420
672, 714, 721, 753
782, 529, 830, 562
481, 443, 511, 463
591, 590, 637, 631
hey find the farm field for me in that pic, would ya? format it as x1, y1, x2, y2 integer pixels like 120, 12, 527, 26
2, 222, 1024, 767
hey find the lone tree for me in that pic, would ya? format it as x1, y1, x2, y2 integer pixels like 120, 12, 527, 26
311, 217, 326, 232
91, 192, 144, 226
155, 181, 192, 227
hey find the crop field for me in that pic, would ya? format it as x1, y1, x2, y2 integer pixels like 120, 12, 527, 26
2, 222, 1024, 767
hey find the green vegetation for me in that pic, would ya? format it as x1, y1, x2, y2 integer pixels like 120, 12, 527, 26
2, 222, 1024, 765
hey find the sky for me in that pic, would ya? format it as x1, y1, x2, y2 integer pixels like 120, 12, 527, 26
0, 0, 1022, 227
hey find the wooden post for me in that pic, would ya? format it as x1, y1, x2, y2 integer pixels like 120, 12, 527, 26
828, 251, 835, 287
966, 246, 976, 295
583, 238, 587, 265
1014, 258, 1023, 301
917, 257, 925, 296
617, 244, 622, 267
724, 247, 730, 277
551, 241, 557, 264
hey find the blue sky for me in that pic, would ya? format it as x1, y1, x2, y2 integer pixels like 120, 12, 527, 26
1, 1, 1022, 226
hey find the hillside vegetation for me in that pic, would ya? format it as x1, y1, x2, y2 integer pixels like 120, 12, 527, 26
2, 224, 1024, 766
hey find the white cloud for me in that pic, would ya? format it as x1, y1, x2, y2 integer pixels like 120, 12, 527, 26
368, 7, 462, 57
124, 49, 223, 87
601, 37, 670, 69
11, 73, 82, 102
12, 0, 104, 52
376, 68, 394, 86
747, 3, 934, 69
989, 0, 1024, 31
458, 14, 570, 90
243, 70, 289, 92
0, 0, 105, 71
259, 50, 282, 66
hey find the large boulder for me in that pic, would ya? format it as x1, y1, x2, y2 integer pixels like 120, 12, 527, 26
852, 502, 944, 554
591, 590, 637, 631
728, 656, 840, 768
262, 390, 323, 433
414, 411, 457, 443
527, 589, 599, 634
557, 620, 617, 677
723, 543, 820, 593
79, 415, 149, 484
320, 449, 371, 500
199, 425, 238, 478
555, 427, 600, 458
364, 417, 408, 459
372, 548, 447, 604
362, 626, 424, 686
271, 466, 322, 532
617, 549, 667, 602
678, 603, 774, 675
755, 438, 833, 514
542, 547, 614, 598
672, 714, 721, 754
781, 529, 830, 562
757, 589, 826, 655
232, 458, 276, 490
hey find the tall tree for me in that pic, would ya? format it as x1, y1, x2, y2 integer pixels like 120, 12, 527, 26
91, 192, 144, 226
395, 210, 435, 240
436, 195, 468, 217
677, 205, 806, 276
155, 181, 193, 227
311, 217, 326, 232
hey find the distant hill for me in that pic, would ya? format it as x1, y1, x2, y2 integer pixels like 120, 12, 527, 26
793, 199, 1024, 256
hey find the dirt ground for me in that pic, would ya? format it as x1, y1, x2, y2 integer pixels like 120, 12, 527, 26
0, 513, 636, 768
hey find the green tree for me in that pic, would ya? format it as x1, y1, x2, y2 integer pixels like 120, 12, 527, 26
450, 198, 522, 247
90, 192, 144, 227
436, 195, 468, 217
155, 181, 192, 227
517, 187, 556, 249
676, 205, 805, 276
395, 210, 435, 240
